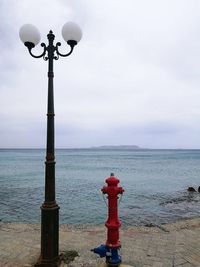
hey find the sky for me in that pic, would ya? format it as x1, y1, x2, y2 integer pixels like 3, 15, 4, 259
1, 0, 200, 149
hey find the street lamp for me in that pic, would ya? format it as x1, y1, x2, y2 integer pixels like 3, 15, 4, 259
19, 22, 82, 267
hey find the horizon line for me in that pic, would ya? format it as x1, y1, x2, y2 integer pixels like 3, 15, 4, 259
1, 147, 200, 150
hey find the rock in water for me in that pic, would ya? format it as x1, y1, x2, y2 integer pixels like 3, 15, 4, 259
187, 187, 196, 192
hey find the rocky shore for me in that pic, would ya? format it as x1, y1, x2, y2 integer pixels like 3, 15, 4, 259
1, 218, 200, 266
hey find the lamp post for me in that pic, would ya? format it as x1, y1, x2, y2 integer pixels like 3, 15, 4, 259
19, 22, 82, 267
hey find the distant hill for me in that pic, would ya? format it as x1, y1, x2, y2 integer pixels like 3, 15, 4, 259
90, 145, 145, 149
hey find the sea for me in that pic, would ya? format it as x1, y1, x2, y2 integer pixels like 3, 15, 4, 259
0, 149, 200, 226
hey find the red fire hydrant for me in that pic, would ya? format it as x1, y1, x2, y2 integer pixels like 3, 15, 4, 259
92, 173, 124, 266
102, 173, 124, 249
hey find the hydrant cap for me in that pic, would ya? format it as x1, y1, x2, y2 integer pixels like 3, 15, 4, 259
106, 173, 120, 186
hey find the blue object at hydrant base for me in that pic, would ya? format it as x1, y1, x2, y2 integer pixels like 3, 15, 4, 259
91, 244, 107, 258
99, 263, 134, 267
92, 244, 121, 265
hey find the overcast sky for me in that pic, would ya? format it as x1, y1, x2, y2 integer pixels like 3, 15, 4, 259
1, 0, 200, 148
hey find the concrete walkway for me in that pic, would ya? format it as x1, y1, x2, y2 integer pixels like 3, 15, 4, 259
1, 218, 200, 267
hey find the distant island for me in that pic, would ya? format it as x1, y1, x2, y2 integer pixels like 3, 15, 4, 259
90, 145, 145, 149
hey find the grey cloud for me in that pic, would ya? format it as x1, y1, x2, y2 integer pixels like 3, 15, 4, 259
1, 0, 200, 148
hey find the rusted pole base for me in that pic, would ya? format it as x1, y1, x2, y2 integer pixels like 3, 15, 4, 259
35, 254, 62, 267
35, 204, 60, 267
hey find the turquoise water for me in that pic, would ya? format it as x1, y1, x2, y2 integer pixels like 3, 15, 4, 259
0, 149, 200, 225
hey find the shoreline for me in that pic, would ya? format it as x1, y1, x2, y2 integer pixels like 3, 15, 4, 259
1, 215, 200, 229
1, 217, 200, 266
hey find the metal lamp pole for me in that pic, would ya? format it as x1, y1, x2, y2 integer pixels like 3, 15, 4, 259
19, 23, 82, 267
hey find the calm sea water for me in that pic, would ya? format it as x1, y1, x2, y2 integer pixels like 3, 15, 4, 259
0, 149, 200, 225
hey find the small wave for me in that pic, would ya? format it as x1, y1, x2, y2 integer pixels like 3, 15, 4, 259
126, 205, 142, 210
160, 192, 200, 206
